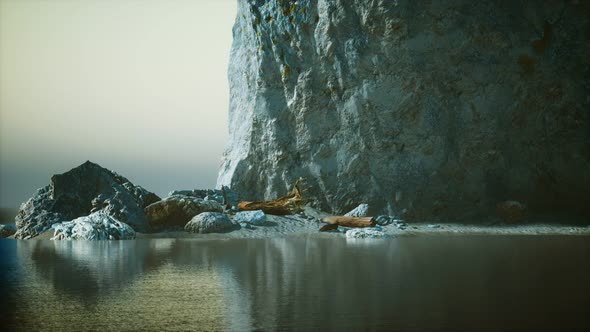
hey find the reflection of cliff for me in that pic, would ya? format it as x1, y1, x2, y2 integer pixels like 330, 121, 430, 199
12, 237, 590, 330
218, 237, 590, 331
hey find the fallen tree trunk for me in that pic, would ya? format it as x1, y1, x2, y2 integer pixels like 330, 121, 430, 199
319, 216, 376, 232
237, 178, 310, 215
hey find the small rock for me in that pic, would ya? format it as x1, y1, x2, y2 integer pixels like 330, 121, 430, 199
184, 212, 238, 234
496, 200, 527, 223
427, 224, 441, 229
0, 224, 16, 238
234, 210, 266, 225
375, 215, 395, 226
239, 222, 254, 230
345, 228, 389, 239
344, 204, 370, 217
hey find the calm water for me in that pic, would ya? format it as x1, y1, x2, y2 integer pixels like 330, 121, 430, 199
1, 236, 589, 331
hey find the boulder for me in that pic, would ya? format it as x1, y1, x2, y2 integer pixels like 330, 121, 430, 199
0, 224, 16, 238
344, 204, 370, 217
51, 211, 136, 240
15, 161, 160, 239
233, 210, 266, 225
345, 227, 389, 239
145, 195, 224, 230
184, 212, 238, 234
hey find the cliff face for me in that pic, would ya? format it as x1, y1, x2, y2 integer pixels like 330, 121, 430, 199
218, 0, 590, 220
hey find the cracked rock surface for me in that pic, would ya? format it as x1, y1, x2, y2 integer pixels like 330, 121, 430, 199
218, 0, 590, 221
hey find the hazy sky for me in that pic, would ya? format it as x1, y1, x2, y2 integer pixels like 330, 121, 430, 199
0, 0, 237, 207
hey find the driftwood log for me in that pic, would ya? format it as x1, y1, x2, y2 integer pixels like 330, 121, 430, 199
237, 178, 310, 215
319, 216, 376, 232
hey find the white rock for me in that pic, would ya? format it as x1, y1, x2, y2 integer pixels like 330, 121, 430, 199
344, 204, 370, 217
234, 210, 266, 225
345, 228, 389, 239
51, 211, 135, 240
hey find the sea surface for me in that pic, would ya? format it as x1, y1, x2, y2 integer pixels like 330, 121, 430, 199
1, 236, 589, 331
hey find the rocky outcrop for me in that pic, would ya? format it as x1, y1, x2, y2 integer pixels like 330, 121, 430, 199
51, 211, 136, 240
184, 212, 238, 234
217, 0, 590, 221
144, 195, 224, 230
0, 224, 16, 238
15, 161, 160, 239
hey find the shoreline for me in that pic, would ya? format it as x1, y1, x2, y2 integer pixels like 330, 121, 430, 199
3, 206, 590, 240
4, 220, 589, 241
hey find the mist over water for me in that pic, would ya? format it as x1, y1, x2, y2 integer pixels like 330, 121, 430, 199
0, 0, 237, 207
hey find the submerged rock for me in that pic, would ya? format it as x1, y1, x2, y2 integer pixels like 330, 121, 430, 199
217, 0, 590, 221
184, 212, 238, 234
51, 211, 135, 240
0, 224, 16, 238
145, 195, 224, 230
344, 204, 370, 217
233, 210, 266, 225
345, 228, 389, 239
15, 161, 160, 239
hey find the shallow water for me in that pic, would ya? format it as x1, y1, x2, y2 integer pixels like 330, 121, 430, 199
1, 236, 589, 331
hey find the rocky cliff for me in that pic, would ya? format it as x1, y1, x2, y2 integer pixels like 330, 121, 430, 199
218, 0, 590, 221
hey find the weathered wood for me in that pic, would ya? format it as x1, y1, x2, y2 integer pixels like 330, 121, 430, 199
319, 223, 339, 232
321, 216, 376, 227
238, 178, 310, 215
319, 216, 376, 232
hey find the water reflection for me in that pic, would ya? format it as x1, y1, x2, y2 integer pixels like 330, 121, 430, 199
2, 236, 589, 331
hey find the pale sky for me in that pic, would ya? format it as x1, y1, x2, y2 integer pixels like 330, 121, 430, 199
0, 0, 237, 207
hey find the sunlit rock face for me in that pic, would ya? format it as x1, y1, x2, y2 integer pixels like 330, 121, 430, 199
218, 0, 590, 220
51, 211, 136, 240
